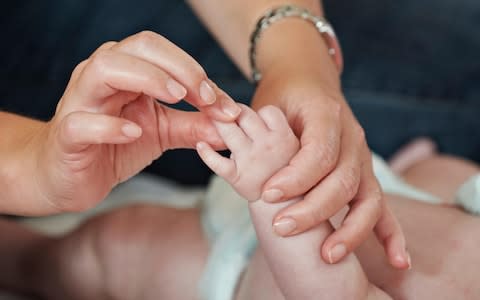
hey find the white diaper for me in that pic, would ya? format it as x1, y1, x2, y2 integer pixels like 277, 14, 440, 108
198, 176, 256, 300
16, 155, 479, 300
371, 153, 441, 204
455, 174, 480, 214
372, 153, 480, 216
198, 153, 480, 300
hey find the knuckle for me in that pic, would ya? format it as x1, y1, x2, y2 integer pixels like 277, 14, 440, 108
353, 123, 366, 142
60, 112, 81, 142
71, 60, 88, 78
88, 50, 111, 77
330, 100, 342, 119
316, 141, 338, 171
186, 62, 206, 83
307, 209, 322, 228
134, 30, 158, 45
98, 41, 117, 51
369, 187, 384, 219
338, 167, 360, 200
304, 194, 328, 223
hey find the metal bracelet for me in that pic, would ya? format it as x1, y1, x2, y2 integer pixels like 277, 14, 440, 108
249, 4, 343, 82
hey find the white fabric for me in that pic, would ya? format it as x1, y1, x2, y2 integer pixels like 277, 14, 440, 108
456, 174, 480, 215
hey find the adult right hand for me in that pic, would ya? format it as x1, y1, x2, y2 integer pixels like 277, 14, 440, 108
15, 31, 241, 215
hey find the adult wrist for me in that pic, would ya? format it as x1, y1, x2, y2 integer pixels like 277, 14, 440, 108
250, 5, 342, 83
0, 121, 49, 215
253, 17, 341, 89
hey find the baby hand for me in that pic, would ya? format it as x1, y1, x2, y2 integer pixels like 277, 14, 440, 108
197, 104, 299, 201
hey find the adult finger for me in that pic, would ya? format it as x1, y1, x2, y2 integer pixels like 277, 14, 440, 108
271, 133, 361, 237
57, 111, 142, 153
57, 42, 119, 115
112, 31, 241, 121
261, 105, 342, 203
320, 156, 383, 264
66, 50, 187, 113
374, 203, 411, 269
155, 104, 226, 151
69, 41, 118, 86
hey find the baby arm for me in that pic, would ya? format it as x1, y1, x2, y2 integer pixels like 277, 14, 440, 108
197, 105, 389, 299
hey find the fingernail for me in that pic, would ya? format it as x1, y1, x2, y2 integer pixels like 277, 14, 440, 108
166, 78, 187, 99
200, 80, 216, 105
122, 123, 142, 138
222, 100, 242, 119
262, 189, 284, 203
328, 243, 347, 264
273, 217, 297, 236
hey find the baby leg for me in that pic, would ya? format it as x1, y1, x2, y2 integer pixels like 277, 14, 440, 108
11, 204, 209, 300
389, 138, 479, 203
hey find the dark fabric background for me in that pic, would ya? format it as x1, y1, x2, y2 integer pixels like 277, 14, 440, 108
1, 0, 479, 185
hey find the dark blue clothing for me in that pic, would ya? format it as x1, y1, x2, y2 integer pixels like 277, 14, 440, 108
1, 0, 479, 185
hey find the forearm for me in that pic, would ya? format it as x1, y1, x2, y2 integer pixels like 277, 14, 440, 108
186, 1, 337, 87
0, 112, 46, 214
248, 199, 371, 299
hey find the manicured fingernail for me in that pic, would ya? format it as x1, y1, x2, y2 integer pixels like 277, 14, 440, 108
122, 123, 142, 138
273, 217, 297, 236
200, 80, 216, 105
166, 78, 187, 99
328, 243, 347, 264
262, 189, 284, 203
222, 100, 241, 118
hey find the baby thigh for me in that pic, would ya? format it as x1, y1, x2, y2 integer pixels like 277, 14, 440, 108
83, 204, 210, 300
357, 194, 480, 299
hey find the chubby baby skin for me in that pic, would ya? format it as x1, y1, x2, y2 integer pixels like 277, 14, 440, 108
3, 106, 480, 299
0, 105, 387, 300
3, 176, 480, 298
197, 104, 390, 299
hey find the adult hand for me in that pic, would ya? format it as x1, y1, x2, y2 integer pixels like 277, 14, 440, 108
253, 67, 409, 270
22, 31, 240, 215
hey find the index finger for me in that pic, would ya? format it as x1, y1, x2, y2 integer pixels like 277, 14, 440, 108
112, 31, 241, 121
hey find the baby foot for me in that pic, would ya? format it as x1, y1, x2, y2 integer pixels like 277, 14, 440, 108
197, 104, 299, 201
